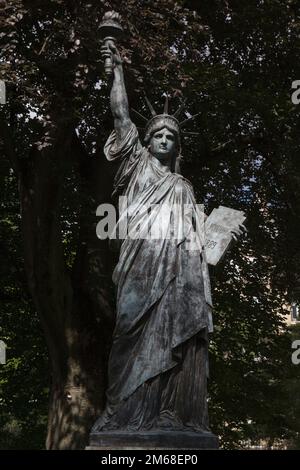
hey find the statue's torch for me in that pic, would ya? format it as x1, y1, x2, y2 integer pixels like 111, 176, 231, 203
99, 11, 123, 77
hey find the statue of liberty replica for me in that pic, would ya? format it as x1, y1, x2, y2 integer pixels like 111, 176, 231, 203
89, 12, 245, 450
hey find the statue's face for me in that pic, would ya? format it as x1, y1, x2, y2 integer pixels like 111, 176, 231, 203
149, 127, 176, 162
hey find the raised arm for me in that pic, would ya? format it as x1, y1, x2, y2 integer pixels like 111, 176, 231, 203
101, 42, 132, 140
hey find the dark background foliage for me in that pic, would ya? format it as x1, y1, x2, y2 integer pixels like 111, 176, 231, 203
0, 0, 300, 449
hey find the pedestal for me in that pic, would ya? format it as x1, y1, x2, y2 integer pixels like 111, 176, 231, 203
87, 429, 219, 450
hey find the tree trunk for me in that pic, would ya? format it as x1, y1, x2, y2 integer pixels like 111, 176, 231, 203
17, 123, 115, 449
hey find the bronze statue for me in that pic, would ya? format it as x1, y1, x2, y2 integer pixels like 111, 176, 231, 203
91, 12, 245, 449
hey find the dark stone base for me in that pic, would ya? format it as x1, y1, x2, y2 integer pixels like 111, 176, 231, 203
87, 429, 219, 450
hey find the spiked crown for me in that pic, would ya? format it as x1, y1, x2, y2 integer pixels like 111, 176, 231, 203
131, 95, 200, 146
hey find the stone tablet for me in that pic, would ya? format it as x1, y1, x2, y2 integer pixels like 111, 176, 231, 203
204, 205, 246, 265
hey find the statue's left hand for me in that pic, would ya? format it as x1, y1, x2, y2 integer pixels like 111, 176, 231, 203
230, 224, 247, 242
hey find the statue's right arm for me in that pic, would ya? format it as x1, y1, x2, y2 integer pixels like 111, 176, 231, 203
101, 42, 132, 141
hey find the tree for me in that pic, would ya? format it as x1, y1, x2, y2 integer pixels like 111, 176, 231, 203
1, 0, 300, 449
0, 150, 49, 449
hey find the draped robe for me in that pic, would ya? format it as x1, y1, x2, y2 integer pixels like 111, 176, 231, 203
93, 124, 213, 432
